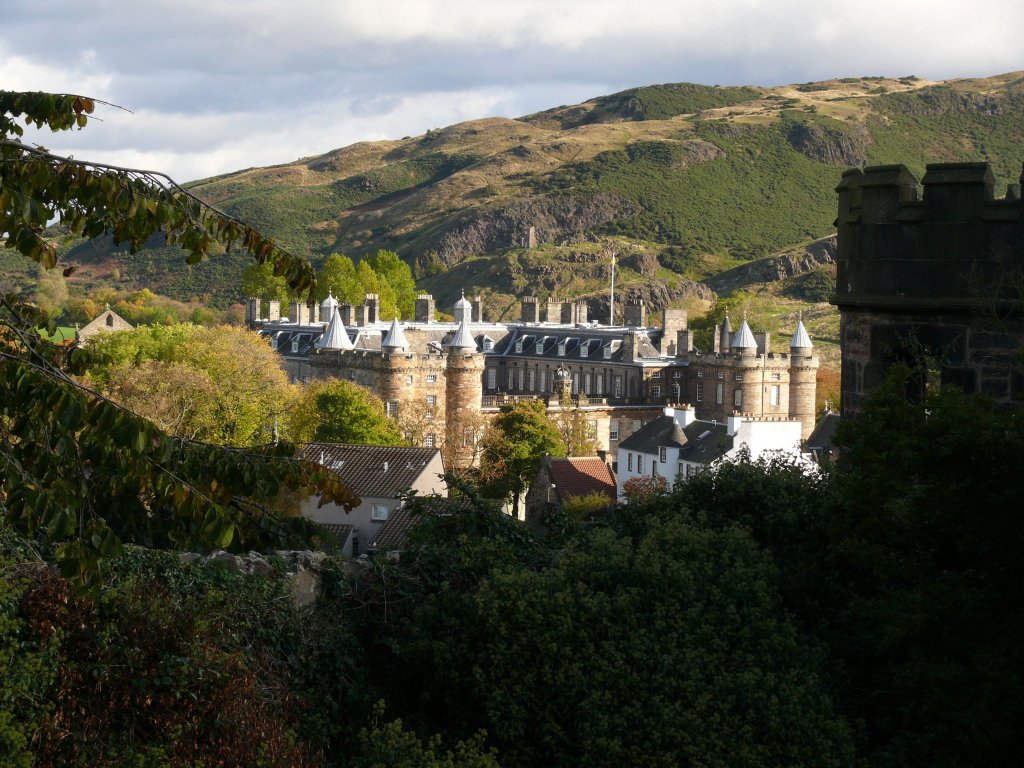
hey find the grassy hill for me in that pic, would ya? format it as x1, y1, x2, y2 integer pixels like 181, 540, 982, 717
26, 71, 1024, 315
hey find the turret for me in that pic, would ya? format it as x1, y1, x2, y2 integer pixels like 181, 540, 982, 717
320, 292, 339, 324
382, 317, 410, 353
453, 291, 473, 323
719, 310, 732, 353
317, 306, 354, 351
788, 314, 818, 440
731, 316, 757, 358
445, 317, 485, 467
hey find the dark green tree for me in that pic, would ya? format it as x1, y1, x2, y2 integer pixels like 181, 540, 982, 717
479, 400, 564, 519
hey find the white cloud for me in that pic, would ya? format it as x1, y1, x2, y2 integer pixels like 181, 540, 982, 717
4, 0, 1023, 182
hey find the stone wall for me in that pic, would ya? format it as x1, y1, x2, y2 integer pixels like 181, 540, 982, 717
834, 161, 1024, 416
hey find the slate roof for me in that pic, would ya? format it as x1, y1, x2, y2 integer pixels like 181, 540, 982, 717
316, 523, 353, 548
790, 316, 814, 349
619, 416, 733, 465
493, 328, 665, 363
368, 507, 416, 551
806, 410, 840, 454
301, 444, 441, 499
549, 457, 617, 503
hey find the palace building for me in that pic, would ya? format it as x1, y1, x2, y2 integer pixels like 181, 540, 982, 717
248, 291, 817, 466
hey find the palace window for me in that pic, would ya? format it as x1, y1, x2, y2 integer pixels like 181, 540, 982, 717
715, 383, 724, 404
539, 369, 547, 391
652, 371, 661, 380
486, 368, 497, 390
426, 394, 437, 408
614, 376, 623, 398
717, 371, 725, 380
609, 420, 619, 441
386, 401, 398, 417
596, 374, 604, 394
507, 368, 515, 389
584, 373, 592, 394
652, 385, 661, 398
424, 433, 436, 447
672, 370, 681, 379
406, 374, 414, 385
770, 384, 781, 406
696, 381, 704, 402
734, 389, 743, 407
527, 369, 536, 391
426, 374, 437, 384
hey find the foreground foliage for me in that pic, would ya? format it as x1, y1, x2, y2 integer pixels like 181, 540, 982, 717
1, 92, 355, 585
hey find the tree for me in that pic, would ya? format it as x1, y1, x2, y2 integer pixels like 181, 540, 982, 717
317, 253, 362, 305
354, 259, 397, 319
366, 249, 417, 319
550, 402, 599, 456
85, 324, 296, 446
241, 261, 290, 306
287, 379, 403, 446
0, 91, 353, 586
479, 400, 563, 518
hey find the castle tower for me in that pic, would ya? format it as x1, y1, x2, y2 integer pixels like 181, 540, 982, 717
788, 314, 818, 440
320, 292, 338, 325
732, 316, 763, 416
445, 318, 485, 467
377, 318, 412, 421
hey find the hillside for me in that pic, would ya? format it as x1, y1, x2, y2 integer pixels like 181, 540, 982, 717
43, 71, 1024, 312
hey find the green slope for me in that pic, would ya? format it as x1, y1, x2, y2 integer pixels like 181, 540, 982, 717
44, 71, 1024, 310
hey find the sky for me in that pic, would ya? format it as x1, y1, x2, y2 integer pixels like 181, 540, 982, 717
3, 0, 1022, 183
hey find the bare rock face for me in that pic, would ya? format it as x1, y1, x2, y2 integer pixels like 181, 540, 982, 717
785, 121, 869, 166
588, 278, 716, 320
705, 235, 837, 295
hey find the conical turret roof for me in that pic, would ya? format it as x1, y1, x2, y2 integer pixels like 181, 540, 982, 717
447, 317, 477, 352
382, 316, 409, 352
317, 306, 353, 350
790, 314, 813, 350
732, 316, 757, 350
720, 309, 733, 351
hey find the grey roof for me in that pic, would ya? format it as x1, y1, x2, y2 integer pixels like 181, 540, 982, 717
382, 317, 409, 351
368, 506, 416, 551
806, 410, 840, 453
447, 317, 477, 351
302, 443, 441, 499
720, 311, 733, 350
318, 306, 354, 350
493, 327, 665, 364
316, 522, 353, 548
790, 316, 814, 349
619, 416, 733, 465
732, 317, 757, 350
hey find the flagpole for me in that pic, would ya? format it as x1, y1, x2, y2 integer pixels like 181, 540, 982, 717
609, 251, 616, 326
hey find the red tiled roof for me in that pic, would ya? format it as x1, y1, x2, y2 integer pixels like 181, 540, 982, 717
549, 457, 616, 503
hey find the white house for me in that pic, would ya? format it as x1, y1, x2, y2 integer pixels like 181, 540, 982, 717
615, 405, 808, 499
300, 443, 446, 556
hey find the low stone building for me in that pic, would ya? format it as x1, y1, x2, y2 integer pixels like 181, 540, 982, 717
525, 455, 618, 524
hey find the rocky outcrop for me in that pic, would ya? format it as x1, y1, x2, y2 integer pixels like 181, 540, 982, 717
425, 193, 633, 270
587, 278, 716, 319
705, 235, 837, 295
785, 122, 869, 166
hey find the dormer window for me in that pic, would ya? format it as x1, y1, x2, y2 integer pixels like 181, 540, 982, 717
515, 339, 524, 353
557, 341, 567, 356
536, 339, 545, 354
578, 341, 589, 358
291, 339, 299, 353
482, 337, 494, 352
603, 344, 612, 359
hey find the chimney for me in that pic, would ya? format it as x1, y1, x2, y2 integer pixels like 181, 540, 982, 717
521, 296, 540, 323
415, 294, 435, 323
673, 404, 697, 427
